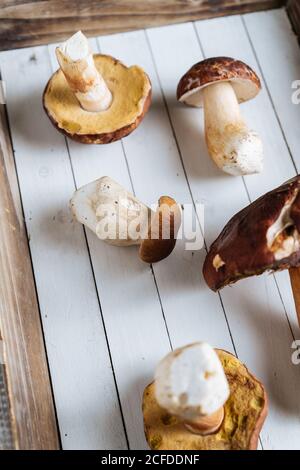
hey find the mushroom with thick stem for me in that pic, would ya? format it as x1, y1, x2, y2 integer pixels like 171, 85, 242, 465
177, 57, 263, 176
203, 175, 300, 327
70, 176, 181, 263
43, 31, 151, 144
143, 342, 268, 450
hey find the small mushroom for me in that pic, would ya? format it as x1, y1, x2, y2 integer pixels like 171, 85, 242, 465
177, 57, 263, 176
203, 175, 300, 326
143, 342, 268, 450
43, 31, 151, 144
70, 176, 181, 263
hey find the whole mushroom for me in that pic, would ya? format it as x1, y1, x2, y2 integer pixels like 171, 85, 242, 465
143, 342, 268, 450
43, 31, 151, 143
70, 176, 181, 263
177, 57, 263, 176
203, 175, 300, 326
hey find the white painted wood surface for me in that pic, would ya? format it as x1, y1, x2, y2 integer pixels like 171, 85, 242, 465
0, 8, 300, 450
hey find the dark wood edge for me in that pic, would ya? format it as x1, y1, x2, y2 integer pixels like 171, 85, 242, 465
0, 0, 287, 51
287, 0, 300, 42
0, 99, 60, 449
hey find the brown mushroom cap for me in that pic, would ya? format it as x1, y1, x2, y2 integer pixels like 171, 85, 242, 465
143, 349, 268, 450
139, 196, 181, 263
43, 54, 152, 144
203, 176, 300, 291
177, 57, 261, 108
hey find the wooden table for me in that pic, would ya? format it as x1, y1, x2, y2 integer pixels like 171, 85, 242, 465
0, 5, 300, 450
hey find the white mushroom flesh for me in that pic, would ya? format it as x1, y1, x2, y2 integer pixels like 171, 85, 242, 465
266, 196, 300, 260
154, 342, 230, 421
56, 31, 112, 112
203, 81, 263, 176
70, 176, 152, 246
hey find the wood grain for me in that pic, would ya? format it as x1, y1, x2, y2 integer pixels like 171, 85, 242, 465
0, 44, 127, 450
287, 0, 300, 41
0, 102, 59, 449
0, 7, 299, 451
0, 0, 286, 51
148, 13, 300, 449
244, 9, 300, 338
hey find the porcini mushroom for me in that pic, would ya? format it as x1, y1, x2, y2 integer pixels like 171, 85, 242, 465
70, 176, 181, 263
143, 342, 268, 450
203, 175, 300, 326
177, 57, 263, 176
43, 31, 151, 144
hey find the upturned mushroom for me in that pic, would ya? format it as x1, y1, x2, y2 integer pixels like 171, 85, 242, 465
43, 31, 151, 144
70, 176, 181, 263
143, 342, 268, 450
203, 175, 300, 326
177, 57, 263, 176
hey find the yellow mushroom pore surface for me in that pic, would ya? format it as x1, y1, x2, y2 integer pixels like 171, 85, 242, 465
44, 54, 151, 135
143, 350, 267, 450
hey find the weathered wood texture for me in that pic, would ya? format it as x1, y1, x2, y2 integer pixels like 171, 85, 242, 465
0, 5, 299, 452
0, 0, 286, 51
287, 0, 300, 40
0, 102, 59, 449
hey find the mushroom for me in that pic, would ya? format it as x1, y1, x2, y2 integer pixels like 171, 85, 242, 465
43, 31, 151, 144
143, 342, 268, 450
177, 57, 263, 176
70, 176, 181, 263
203, 175, 300, 326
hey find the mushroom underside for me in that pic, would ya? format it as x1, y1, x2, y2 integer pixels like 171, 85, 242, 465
178, 77, 260, 108
142, 349, 267, 450
43, 54, 151, 144
177, 57, 261, 107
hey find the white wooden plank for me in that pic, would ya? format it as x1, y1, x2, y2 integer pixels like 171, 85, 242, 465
193, 14, 300, 446
49, 32, 236, 446
47, 40, 172, 450
2, 11, 300, 450
97, 31, 235, 348
244, 9, 300, 339
147, 19, 300, 449
0, 46, 127, 450
196, 11, 300, 343
244, 10, 300, 171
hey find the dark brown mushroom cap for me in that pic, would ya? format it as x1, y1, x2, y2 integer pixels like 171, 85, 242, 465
43, 54, 152, 144
203, 176, 300, 291
143, 349, 268, 450
177, 57, 261, 108
139, 196, 181, 263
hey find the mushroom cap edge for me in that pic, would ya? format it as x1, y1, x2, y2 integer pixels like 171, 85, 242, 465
177, 56, 261, 108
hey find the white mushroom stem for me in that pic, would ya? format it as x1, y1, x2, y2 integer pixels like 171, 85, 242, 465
265, 195, 300, 327
70, 176, 152, 246
266, 196, 300, 261
154, 342, 230, 436
203, 81, 263, 176
56, 31, 112, 112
